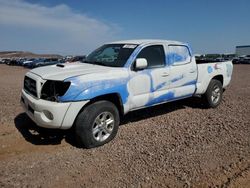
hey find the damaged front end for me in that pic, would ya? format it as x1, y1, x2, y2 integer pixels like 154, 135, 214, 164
40, 80, 71, 102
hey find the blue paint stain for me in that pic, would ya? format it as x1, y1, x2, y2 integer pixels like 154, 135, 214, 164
182, 79, 197, 86
140, 69, 170, 92
59, 77, 129, 104
58, 72, 196, 111
166, 53, 174, 66
75, 82, 129, 104
59, 65, 168, 104
207, 66, 213, 73
166, 52, 188, 66
155, 82, 167, 91
146, 91, 175, 106
171, 75, 184, 83
124, 45, 143, 68
140, 69, 154, 92
145, 92, 193, 107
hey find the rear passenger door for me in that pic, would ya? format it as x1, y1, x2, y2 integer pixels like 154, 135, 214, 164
168, 45, 197, 98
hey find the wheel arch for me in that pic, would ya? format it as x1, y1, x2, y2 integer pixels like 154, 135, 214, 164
75, 93, 124, 120
90, 93, 124, 116
212, 75, 224, 86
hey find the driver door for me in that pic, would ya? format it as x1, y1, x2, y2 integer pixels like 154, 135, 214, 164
128, 44, 170, 110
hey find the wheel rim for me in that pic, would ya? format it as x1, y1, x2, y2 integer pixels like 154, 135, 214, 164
92, 111, 114, 142
211, 85, 221, 104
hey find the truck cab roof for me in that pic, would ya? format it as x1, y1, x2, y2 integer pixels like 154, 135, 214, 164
108, 39, 188, 46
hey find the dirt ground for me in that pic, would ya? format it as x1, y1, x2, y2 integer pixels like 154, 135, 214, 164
0, 64, 249, 187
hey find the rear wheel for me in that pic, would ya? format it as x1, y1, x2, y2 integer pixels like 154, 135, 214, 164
203, 79, 223, 108
75, 100, 120, 148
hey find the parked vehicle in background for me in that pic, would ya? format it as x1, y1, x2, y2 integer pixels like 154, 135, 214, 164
16, 58, 28, 66
6, 59, 18, 66
240, 55, 250, 64
4, 59, 11, 64
21, 59, 36, 66
0, 58, 9, 64
23, 58, 44, 68
38, 58, 59, 67
232, 55, 250, 64
66, 55, 86, 63
232, 57, 240, 64
24, 58, 60, 68
215, 57, 225, 62
21, 39, 233, 148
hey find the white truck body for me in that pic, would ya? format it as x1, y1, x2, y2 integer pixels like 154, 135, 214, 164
21, 40, 233, 130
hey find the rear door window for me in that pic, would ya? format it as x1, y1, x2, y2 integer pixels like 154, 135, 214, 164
168, 45, 191, 65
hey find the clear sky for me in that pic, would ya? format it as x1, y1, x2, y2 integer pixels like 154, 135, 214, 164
0, 0, 249, 55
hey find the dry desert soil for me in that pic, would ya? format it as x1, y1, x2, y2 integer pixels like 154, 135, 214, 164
0, 64, 249, 187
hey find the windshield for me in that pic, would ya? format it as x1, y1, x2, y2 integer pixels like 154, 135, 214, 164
85, 44, 138, 67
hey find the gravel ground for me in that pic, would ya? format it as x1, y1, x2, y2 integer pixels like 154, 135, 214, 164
0, 64, 249, 187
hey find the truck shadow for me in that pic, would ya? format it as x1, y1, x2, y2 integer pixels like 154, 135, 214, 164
14, 113, 77, 146
14, 97, 206, 147
121, 97, 206, 125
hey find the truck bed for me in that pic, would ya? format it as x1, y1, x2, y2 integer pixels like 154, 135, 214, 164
195, 61, 233, 95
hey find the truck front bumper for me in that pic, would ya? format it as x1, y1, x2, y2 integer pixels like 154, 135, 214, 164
21, 89, 89, 129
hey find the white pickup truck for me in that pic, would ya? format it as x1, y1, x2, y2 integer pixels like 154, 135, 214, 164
21, 40, 233, 148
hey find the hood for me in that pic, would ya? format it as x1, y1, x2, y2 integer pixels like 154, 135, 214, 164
30, 62, 112, 81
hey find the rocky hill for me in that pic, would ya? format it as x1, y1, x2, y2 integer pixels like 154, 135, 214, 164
0, 51, 62, 58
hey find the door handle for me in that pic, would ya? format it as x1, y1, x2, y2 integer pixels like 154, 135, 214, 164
189, 69, 196, 73
162, 72, 169, 77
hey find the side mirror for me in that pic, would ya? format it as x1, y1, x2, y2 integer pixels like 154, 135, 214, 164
135, 58, 147, 70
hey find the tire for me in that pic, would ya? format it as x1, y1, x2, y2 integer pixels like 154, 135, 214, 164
203, 79, 223, 108
75, 100, 120, 148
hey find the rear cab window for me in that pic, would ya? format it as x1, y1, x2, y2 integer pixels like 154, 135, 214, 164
168, 45, 191, 65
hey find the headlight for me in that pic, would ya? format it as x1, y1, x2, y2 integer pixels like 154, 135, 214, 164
41, 80, 71, 102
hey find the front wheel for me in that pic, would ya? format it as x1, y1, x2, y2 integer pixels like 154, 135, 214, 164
203, 79, 223, 108
75, 100, 120, 148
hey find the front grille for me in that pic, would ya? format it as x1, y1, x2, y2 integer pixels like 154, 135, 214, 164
24, 76, 37, 97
